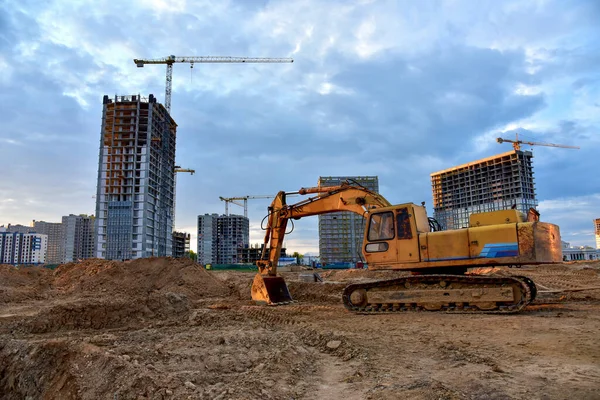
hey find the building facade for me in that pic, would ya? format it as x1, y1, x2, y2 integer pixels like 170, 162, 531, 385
198, 214, 219, 265
62, 214, 95, 262
32, 220, 64, 264
95, 94, 177, 260
237, 244, 287, 264
0, 232, 47, 265
595, 218, 600, 250
172, 231, 191, 258
216, 215, 249, 264
318, 176, 379, 264
3, 224, 33, 234
431, 150, 537, 230
197, 214, 249, 265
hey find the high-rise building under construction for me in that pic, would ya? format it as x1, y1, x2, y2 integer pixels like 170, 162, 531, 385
95, 94, 177, 259
318, 176, 379, 264
595, 218, 600, 249
197, 214, 249, 265
63, 214, 95, 262
431, 150, 537, 230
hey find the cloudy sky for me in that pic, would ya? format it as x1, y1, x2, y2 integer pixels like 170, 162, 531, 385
1, 0, 599, 254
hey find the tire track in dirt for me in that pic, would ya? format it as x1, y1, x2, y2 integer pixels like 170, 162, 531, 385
240, 304, 368, 399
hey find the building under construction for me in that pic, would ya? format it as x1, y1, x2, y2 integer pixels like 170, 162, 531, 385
318, 176, 379, 264
172, 231, 191, 258
197, 214, 249, 265
95, 94, 177, 259
595, 218, 600, 249
431, 150, 537, 230
62, 214, 95, 263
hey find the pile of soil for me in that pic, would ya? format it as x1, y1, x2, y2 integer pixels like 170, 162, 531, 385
0, 257, 232, 305
0, 265, 53, 303
52, 257, 231, 300
1, 258, 236, 334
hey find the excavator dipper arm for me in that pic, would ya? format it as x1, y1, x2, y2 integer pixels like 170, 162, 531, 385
252, 183, 391, 305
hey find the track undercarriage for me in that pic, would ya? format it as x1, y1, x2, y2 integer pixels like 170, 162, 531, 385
342, 274, 537, 314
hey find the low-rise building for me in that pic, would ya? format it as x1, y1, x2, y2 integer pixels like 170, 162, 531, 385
0, 232, 48, 265
562, 246, 599, 261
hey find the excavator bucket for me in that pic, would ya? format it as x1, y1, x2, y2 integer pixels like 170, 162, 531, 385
251, 274, 293, 305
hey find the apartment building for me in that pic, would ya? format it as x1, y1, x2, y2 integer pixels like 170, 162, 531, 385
0, 232, 47, 265
431, 150, 537, 230
172, 231, 191, 258
95, 94, 177, 259
62, 214, 95, 262
197, 214, 249, 265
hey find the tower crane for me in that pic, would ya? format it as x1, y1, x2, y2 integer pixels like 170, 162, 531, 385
173, 166, 195, 229
133, 55, 294, 114
174, 167, 195, 175
497, 132, 580, 151
219, 195, 298, 218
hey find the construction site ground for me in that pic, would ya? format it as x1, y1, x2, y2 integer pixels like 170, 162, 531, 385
1, 258, 599, 399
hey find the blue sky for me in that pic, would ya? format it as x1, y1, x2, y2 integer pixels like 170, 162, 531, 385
1, 0, 599, 253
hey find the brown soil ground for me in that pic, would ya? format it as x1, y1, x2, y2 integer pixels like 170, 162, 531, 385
1, 258, 599, 399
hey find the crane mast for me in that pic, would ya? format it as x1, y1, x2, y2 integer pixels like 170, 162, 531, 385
133, 55, 294, 113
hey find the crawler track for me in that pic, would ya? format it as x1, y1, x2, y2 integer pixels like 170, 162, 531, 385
342, 275, 536, 314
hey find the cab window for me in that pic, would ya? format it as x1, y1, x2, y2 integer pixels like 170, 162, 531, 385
368, 212, 395, 241
396, 207, 413, 240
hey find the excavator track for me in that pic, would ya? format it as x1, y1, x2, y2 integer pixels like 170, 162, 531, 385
342, 274, 537, 314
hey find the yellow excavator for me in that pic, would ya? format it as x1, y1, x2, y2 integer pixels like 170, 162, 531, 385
252, 182, 562, 313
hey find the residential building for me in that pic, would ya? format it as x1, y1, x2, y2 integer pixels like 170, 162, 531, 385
95, 94, 177, 260
3, 224, 33, 234
197, 214, 249, 265
198, 214, 219, 265
318, 176, 379, 264
32, 220, 64, 264
62, 214, 95, 262
238, 244, 287, 264
217, 215, 249, 264
595, 218, 600, 249
172, 231, 191, 258
0, 232, 47, 265
431, 150, 537, 230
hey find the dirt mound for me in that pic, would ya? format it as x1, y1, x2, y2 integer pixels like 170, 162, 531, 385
52, 257, 231, 301
288, 281, 346, 303
9, 292, 190, 334
0, 265, 53, 303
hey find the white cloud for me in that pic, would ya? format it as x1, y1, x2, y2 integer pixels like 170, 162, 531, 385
1, 0, 598, 256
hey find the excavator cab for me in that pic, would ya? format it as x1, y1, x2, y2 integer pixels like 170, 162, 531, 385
363, 204, 427, 268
